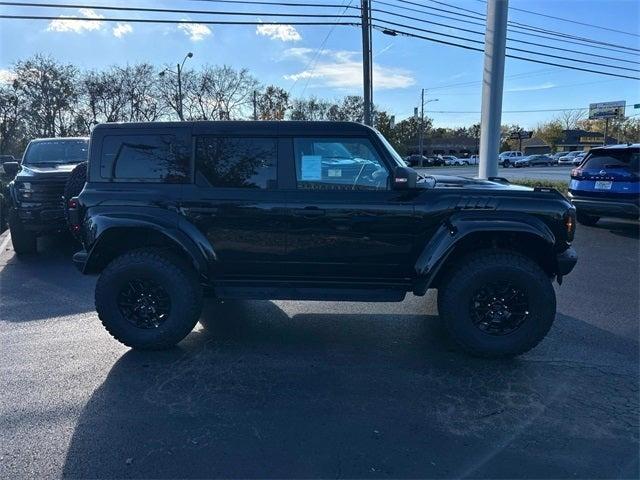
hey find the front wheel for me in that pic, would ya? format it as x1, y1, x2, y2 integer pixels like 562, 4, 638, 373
95, 249, 203, 349
503, 160, 511, 168
9, 213, 37, 255
437, 251, 556, 358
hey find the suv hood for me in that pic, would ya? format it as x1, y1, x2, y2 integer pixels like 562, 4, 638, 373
15, 163, 79, 180
423, 174, 533, 191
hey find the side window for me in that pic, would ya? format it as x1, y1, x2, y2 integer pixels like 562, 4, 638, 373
100, 134, 190, 183
195, 136, 277, 189
293, 137, 389, 191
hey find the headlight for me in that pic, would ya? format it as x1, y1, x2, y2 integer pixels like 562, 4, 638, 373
17, 182, 33, 199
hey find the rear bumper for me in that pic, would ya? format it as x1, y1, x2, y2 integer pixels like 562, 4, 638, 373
556, 246, 578, 276
568, 192, 639, 219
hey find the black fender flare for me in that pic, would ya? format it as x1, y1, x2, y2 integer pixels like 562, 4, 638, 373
413, 212, 556, 294
82, 213, 216, 277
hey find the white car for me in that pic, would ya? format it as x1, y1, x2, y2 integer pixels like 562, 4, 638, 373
558, 151, 582, 165
498, 151, 524, 167
443, 155, 470, 166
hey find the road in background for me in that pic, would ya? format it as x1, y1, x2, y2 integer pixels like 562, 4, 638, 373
417, 165, 573, 182
0, 221, 638, 478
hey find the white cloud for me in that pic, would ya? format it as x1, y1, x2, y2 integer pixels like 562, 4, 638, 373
112, 23, 133, 38
507, 82, 556, 92
256, 24, 301, 42
47, 8, 103, 34
284, 49, 414, 90
0, 68, 16, 84
178, 22, 212, 41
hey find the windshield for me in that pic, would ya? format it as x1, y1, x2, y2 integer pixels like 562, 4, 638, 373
23, 139, 88, 165
376, 131, 407, 167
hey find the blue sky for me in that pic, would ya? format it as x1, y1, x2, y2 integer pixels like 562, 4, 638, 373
1, 0, 638, 129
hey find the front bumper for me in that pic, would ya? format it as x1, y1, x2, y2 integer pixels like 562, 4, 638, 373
568, 192, 639, 219
556, 246, 578, 277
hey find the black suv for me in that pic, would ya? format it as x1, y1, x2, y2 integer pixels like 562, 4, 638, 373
70, 121, 577, 357
6, 137, 89, 254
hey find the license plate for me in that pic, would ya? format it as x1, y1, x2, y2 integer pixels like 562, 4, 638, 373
594, 181, 612, 190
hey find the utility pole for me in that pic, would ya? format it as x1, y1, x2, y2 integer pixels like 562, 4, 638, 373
419, 89, 425, 156
361, 0, 373, 126
603, 118, 609, 145
253, 90, 258, 121
478, 0, 509, 179
177, 62, 184, 121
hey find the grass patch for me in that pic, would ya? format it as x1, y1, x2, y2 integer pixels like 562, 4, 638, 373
510, 178, 569, 194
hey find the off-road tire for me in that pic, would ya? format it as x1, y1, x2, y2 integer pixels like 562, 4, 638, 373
576, 211, 599, 226
63, 162, 87, 239
95, 248, 203, 350
437, 250, 556, 358
9, 212, 37, 255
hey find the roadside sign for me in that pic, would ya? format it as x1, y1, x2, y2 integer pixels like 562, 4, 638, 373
635, 103, 640, 109
589, 101, 626, 120
509, 130, 532, 140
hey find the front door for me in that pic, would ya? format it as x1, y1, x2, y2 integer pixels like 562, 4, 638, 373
180, 133, 289, 279
283, 136, 418, 280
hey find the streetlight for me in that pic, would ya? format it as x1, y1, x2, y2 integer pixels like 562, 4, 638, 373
159, 52, 194, 121
418, 89, 438, 157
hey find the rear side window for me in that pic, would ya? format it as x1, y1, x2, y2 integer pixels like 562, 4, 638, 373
583, 149, 640, 172
100, 134, 190, 183
195, 136, 277, 189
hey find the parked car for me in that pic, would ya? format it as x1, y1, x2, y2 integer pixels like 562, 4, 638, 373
5, 137, 89, 255
443, 155, 468, 166
572, 152, 587, 166
514, 154, 554, 168
467, 154, 480, 165
568, 144, 639, 226
551, 152, 565, 163
405, 154, 430, 168
0, 154, 16, 175
68, 121, 577, 358
558, 151, 582, 165
498, 151, 523, 167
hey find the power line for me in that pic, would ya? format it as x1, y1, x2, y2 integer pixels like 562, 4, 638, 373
0, 14, 360, 26
371, 6, 640, 65
472, 0, 640, 38
297, 0, 355, 98
185, 0, 358, 8
380, 0, 640, 53
0, 1, 361, 19
372, 25, 640, 81
374, 18, 640, 73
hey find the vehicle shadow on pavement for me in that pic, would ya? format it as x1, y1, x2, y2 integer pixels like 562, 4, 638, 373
62, 301, 639, 479
594, 219, 639, 240
0, 234, 95, 322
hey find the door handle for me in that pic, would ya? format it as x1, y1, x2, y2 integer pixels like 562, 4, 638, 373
293, 207, 326, 218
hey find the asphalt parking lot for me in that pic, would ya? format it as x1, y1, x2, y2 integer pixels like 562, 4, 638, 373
417, 165, 573, 182
0, 220, 638, 479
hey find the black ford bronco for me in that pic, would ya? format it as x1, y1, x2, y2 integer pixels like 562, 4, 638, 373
5, 137, 89, 254
70, 121, 577, 357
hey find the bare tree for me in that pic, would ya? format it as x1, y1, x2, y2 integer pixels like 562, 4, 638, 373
13, 55, 80, 137
0, 84, 24, 154
256, 86, 289, 120
558, 109, 586, 130
288, 97, 332, 120
202, 65, 259, 120
121, 64, 164, 122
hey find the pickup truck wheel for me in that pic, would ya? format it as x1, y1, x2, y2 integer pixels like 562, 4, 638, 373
576, 212, 599, 226
437, 251, 556, 358
95, 249, 203, 350
9, 213, 37, 255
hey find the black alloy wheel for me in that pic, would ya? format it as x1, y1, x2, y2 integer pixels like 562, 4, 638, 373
117, 278, 171, 329
470, 281, 529, 336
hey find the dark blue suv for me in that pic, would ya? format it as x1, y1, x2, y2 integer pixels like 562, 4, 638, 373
568, 144, 639, 226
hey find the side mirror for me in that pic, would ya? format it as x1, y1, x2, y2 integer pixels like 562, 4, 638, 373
2, 161, 20, 177
392, 166, 417, 190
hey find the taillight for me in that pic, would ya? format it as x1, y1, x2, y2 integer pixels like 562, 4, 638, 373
570, 168, 582, 179
564, 210, 576, 242
67, 197, 78, 209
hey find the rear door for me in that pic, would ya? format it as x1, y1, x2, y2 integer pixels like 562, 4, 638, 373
282, 134, 418, 280
180, 127, 289, 278
571, 148, 639, 198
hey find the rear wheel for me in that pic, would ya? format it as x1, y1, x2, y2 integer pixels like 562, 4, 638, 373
95, 249, 203, 349
9, 212, 37, 255
503, 160, 511, 168
577, 211, 600, 226
437, 251, 556, 358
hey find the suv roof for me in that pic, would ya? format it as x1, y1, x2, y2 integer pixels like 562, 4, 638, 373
29, 137, 89, 143
92, 120, 376, 136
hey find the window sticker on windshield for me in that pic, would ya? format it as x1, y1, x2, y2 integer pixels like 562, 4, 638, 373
328, 169, 342, 177
300, 155, 322, 180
